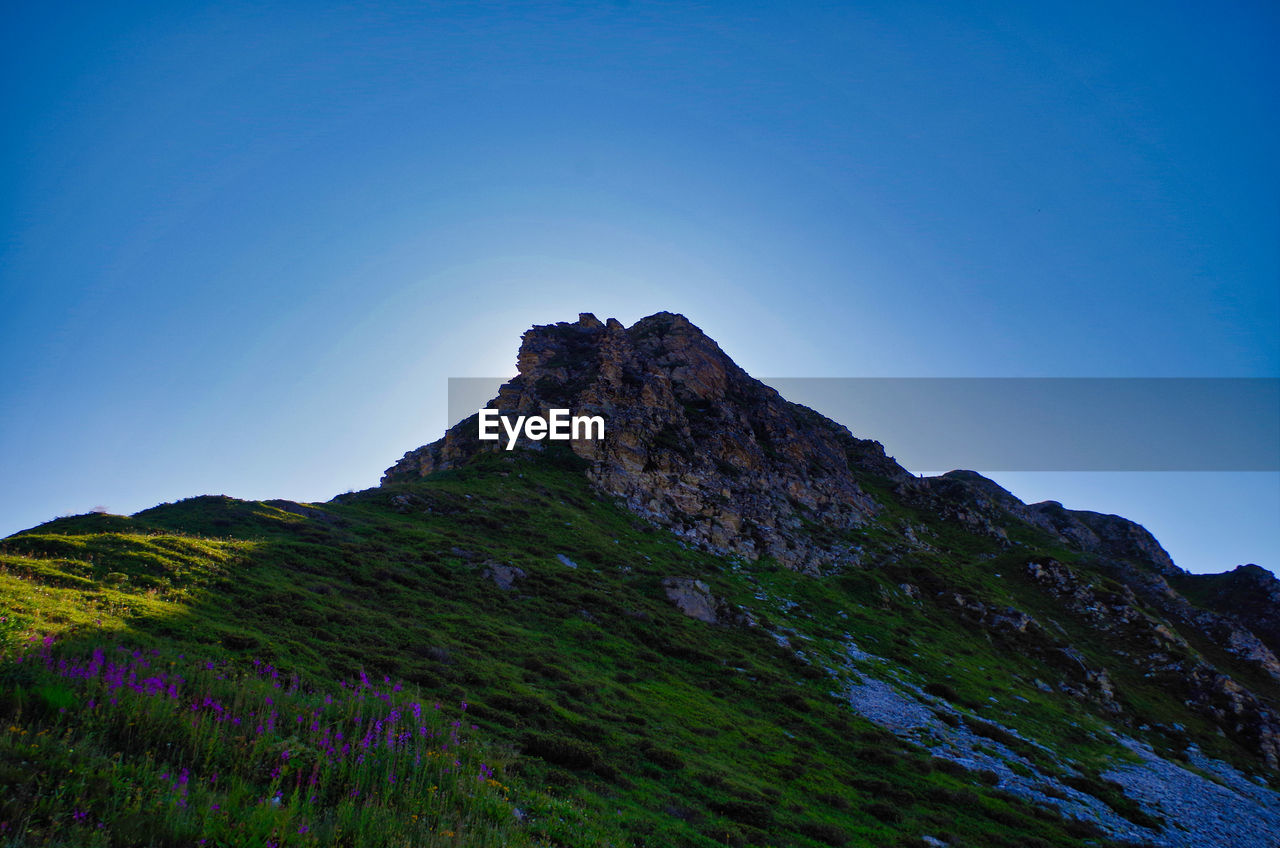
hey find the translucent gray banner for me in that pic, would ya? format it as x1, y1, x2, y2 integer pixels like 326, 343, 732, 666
448, 377, 1279, 472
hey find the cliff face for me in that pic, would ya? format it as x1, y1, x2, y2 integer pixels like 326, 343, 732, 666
384, 312, 909, 573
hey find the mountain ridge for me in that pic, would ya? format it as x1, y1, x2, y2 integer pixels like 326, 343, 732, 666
385, 312, 1183, 579
4, 310, 1280, 847
384, 309, 1280, 775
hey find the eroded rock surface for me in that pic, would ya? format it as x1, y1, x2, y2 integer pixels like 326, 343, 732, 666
384, 312, 908, 573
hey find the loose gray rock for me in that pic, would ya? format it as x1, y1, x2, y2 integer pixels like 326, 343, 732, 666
662, 577, 720, 624
483, 563, 526, 591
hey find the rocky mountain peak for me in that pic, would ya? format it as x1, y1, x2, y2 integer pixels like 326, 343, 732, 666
384, 312, 909, 572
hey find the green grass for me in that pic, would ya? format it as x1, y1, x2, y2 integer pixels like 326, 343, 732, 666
0, 642, 558, 847
0, 447, 1271, 846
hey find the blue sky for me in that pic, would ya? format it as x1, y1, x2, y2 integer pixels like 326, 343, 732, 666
2, 1, 1277, 574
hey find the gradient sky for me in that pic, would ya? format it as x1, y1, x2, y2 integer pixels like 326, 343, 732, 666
3, 1, 1277, 574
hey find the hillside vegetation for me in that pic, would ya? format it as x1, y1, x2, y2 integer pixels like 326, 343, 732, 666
5, 446, 1275, 846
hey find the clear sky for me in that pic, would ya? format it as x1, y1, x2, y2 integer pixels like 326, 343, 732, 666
3, 1, 1277, 574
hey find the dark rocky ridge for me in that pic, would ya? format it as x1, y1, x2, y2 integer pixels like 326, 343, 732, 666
1176, 564, 1280, 657
894, 472, 1179, 576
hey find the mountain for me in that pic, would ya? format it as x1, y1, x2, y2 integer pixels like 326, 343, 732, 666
386, 312, 904, 573
3, 312, 1279, 848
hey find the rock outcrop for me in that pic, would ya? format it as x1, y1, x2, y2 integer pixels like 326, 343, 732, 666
384, 312, 908, 573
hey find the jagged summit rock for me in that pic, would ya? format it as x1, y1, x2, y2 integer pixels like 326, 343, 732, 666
384, 312, 909, 573
381, 312, 1218, 585
382, 311, 1210, 584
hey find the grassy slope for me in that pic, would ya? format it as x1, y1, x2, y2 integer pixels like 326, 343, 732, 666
1, 447, 1271, 846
